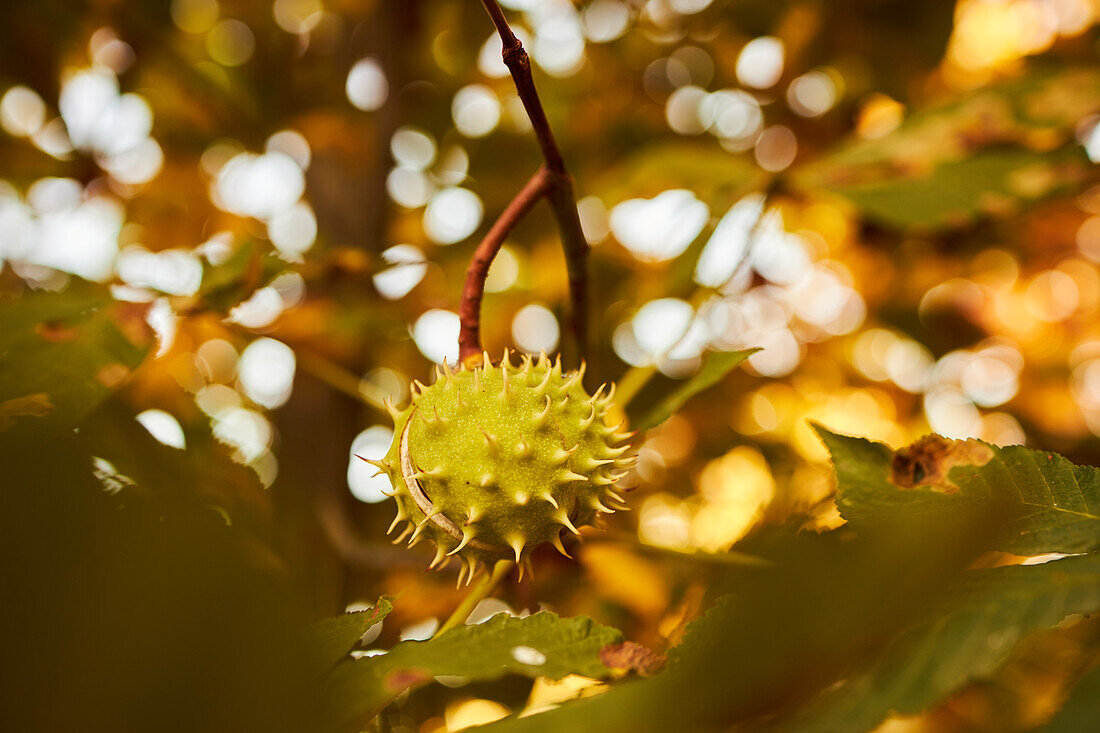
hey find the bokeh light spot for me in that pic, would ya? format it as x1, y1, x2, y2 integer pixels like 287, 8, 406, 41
136, 409, 187, 449
512, 304, 560, 354
346, 58, 388, 111
787, 71, 837, 118
0, 86, 46, 137
412, 309, 460, 364
239, 338, 296, 409
272, 0, 323, 35
373, 244, 427, 300
735, 36, 784, 89
452, 84, 501, 138
390, 126, 436, 170
609, 190, 708, 262
348, 426, 395, 503
206, 19, 255, 67
171, 0, 219, 34
423, 187, 483, 245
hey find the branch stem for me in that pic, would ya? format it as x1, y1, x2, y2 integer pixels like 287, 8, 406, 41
459, 167, 552, 362
479, 1, 563, 172
436, 560, 515, 636
478, 0, 589, 359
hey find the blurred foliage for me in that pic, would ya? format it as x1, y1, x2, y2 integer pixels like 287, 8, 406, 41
793, 68, 1100, 228
786, 554, 1100, 731
481, 492, 1016, 732
628, 347, 758, 430
2, 0, 1100, 731
1045, 656, 1100, 732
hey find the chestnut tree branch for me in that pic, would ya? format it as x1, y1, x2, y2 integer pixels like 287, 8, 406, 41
478, 0, 590, 359
459, 166, 553, 363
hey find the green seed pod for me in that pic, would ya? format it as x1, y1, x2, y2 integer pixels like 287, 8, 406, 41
363, 351, 636, 584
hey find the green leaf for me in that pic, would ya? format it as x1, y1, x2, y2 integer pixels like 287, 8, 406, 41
198, 240, 256, 308
783, 555, 1100, 732
812, 146, 1088, 229
198, 242, 290, 314
632, 348, 759, 431
0, 286, 151, 434
307, 600, 393, 671
792, 68, 1100, 229
1044, 657, 1100, 732
328, 612, 621, 723
816, 426, 1100, 555
0, 426, 333, 733
77, 400, 270, 526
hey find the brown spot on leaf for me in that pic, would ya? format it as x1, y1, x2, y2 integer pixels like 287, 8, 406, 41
0, 393, 54, 430
890, 435, 993, 492
383, 668, 432, 692
109, 302, 155, 347
95, 363, 131, 388
361, 604, 388, 627
35, 321, 80, 343
599, 641, 666, 678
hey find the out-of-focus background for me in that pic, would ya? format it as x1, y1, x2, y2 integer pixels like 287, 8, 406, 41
1, 0, 1100, 731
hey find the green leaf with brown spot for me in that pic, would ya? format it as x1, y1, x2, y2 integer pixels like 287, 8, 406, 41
0, 286, 152, 434
816, 426, 1100, 555
327, 612, 622, 724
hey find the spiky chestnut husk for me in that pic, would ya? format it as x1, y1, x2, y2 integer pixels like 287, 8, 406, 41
365, 351, 635, 585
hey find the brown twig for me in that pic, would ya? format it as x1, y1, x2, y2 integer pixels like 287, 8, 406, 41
459, 166, 552, 362
478, 0, 590, 359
